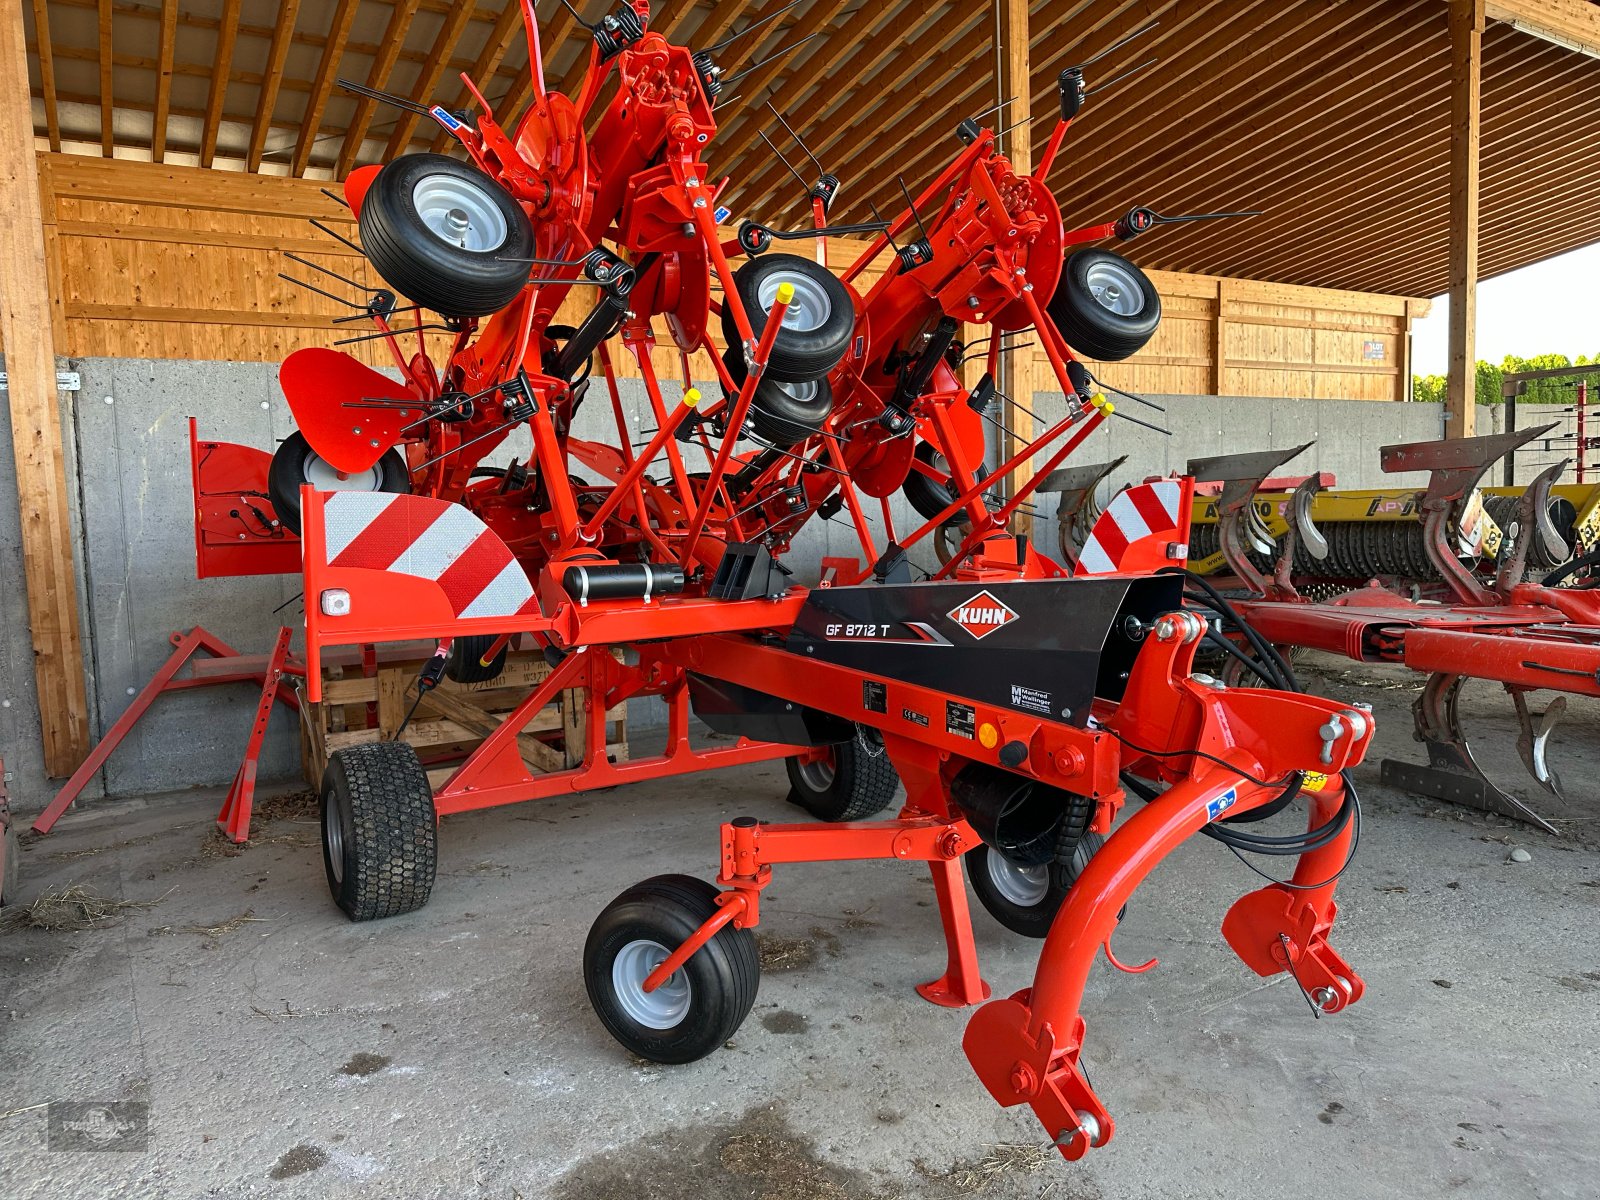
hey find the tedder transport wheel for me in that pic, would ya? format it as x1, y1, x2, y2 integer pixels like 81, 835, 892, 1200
966, 792, 1112, 938
721, 349, 834, 446
1047, 248, 1162, 362
902, 441, 960, 521
268, 432, 410, 535
721, 253, 854, 384
321, 742, 438, 922
785, 726, 900, 822
444, 634, 508, 684
585, 874, 760, 1064
357, 153, 536, 318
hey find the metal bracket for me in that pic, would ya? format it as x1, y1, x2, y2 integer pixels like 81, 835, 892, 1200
0, 370, 81, 392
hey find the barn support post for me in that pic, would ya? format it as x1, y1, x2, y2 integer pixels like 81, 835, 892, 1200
1446, 0, 1486, 438
1001, 0, 1034, 504
0, 2, 91, 774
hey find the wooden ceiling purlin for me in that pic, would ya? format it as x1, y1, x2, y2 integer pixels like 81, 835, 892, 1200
337, 0, 425, 176
27, 0, 60, 151
832, 0, 1211, 231
199, 0, 241, 167
19, 0, 1600, 290
1140, 23, 1587, 277
826, 0, 1193, 230
731, 1, 1001, 222
1185, 40, 1600, 289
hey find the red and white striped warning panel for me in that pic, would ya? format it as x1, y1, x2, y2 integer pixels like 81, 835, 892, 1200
322, 493, 538, 618
1075, 478, 1193, 576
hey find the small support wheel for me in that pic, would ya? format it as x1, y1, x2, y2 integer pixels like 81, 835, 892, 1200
584, 874, 760, 1064
321, 742, 438, 922
785, 726, 900, 821
968, 830, 1112, 939
268, 431, 410, 535
444, 634, 508, 684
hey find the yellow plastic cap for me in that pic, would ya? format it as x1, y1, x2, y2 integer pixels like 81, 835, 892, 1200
683, 387, 702, 408
775, 281, 797, 304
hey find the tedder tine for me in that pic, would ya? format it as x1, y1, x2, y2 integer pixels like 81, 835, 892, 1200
1379, 673, 1561, 835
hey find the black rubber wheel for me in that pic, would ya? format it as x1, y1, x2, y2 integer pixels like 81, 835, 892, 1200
1047, 248, 1162, 362
585, 874, 760, 1064
444, 635, 508, 684
321, 742, 438, 922
358, 153, 535, 318
785, 726, 900, 821
720, 253, 854, 384
968, 829, 1112, 939
268, 432, 410, 535
721, 348, 835, 447
903, 441, 961, 521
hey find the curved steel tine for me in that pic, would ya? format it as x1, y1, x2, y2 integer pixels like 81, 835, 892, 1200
1529, 461, 1571, 566
1244, 498, 1276, 555
1291, 476, 1328, 561
1512, 689, 1566, 798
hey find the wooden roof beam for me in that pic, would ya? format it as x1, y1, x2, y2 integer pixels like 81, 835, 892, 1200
1182, 46, 1596, 284
28, 0, 60, 151
424, 1, 525, 155
291, 0, 362, 176
1128, 24, 1565, 272
337, 0, 424, 176
199, 0, 241, 167
247, 0, 304, 172
97, 0, 112, 154
1486, 0, 1600, 57
731, 3, 994, 220
151, 0, 177, 162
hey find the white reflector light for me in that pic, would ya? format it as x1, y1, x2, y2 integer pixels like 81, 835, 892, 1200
320, 588, 351, 616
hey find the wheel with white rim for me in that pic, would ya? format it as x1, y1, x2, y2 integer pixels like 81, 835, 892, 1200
357, 153, 535, 318
721, 348, 834, 446
967, 830, 1114, 939
721, 253, 855, 384
584, 874, 760, 1064
785, 726, 900, 822
268, 432, 410, 535
1046, 248, 1162, 362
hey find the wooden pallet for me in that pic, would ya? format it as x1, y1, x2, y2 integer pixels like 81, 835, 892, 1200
298, 644, 627, 790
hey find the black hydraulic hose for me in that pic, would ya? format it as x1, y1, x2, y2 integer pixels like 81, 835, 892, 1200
1121, 768, 1357, 856
1541, 546, 1600, 588
1164, 566, 1300, 693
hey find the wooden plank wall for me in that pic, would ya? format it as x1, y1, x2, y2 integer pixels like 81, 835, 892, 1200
32, 155, 1428, 400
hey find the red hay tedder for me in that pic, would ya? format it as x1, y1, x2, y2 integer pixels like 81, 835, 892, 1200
190, 0, 1376, 1162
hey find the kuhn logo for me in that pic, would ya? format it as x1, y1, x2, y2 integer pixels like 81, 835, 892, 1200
948, 591, 1017, 640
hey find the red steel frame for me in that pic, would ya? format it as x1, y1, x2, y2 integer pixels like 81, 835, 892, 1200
195, 2, 1386, 1162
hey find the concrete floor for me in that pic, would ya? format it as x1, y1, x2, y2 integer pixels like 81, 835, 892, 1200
1, 655, 1597, 1200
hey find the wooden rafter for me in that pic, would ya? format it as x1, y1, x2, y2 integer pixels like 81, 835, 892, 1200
97, 0, 112, 154
200, 0, 242, 168
28, 0, 59, 151
151, 0, 178, 162
248, 0, 304, 171
387, 0, 480, 160
338, 0, 425, 176
423, 2, 525, 156
1486, 0, 1600, 56
292, 0, 363, 176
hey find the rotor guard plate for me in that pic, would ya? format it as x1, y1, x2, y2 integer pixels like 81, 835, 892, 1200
280, 347, 420, 474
